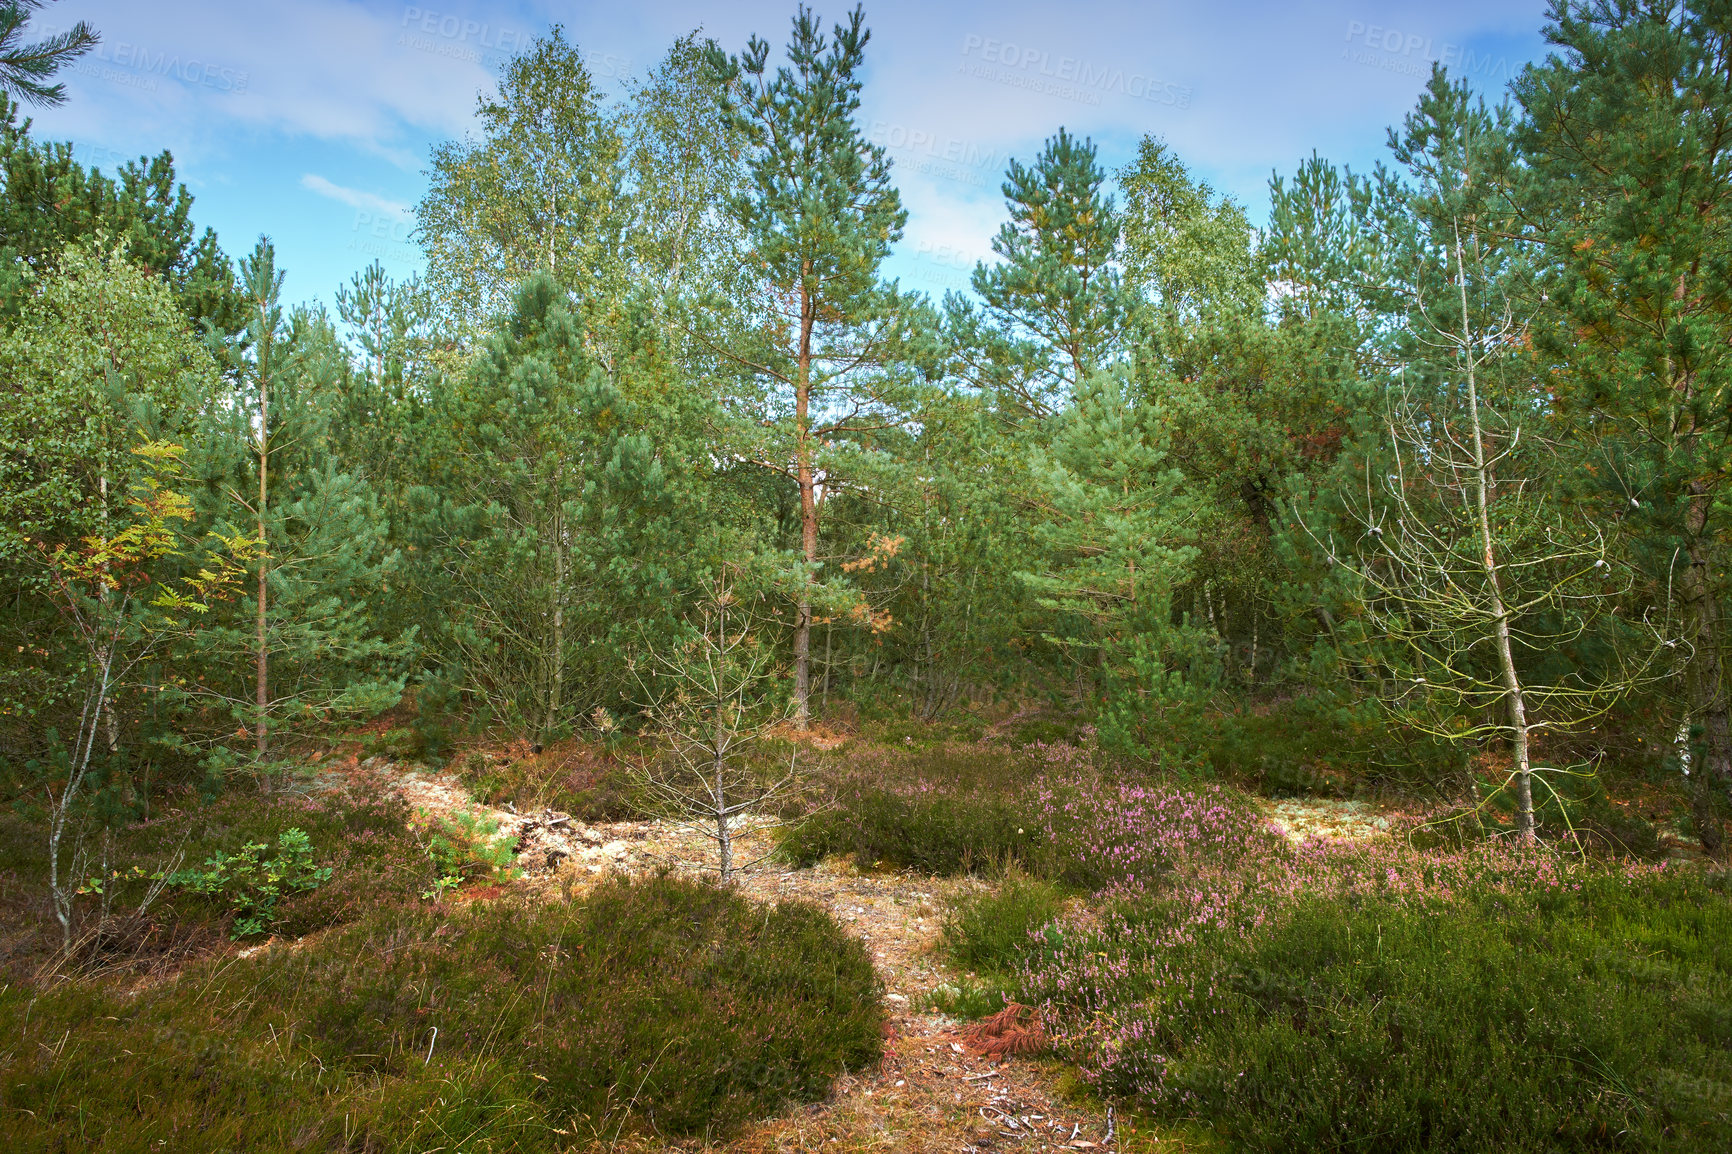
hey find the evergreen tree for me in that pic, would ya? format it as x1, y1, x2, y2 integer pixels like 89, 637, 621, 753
0, 0, 96, 107
416, 274, 708, 742
174, 241, 413, 768
706, 4, 910, 727
1019, 371, 1205, 754
1516, 0, 1732, 815
954, 129, 1139, 419
0, 94, 239, 330
1264, 152, 1400, 325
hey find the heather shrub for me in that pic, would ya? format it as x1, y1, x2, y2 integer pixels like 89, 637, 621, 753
781, 741, 1277, 884
781, 740, 1075, 874
456, 742, 647, 820
1012, 852, 1732, 1152
781, 784, 1034, 873
0, 873, 882, 1148
1, 784, 421, 965
1032, 778, 1276, 888
942, 876, 1065, 975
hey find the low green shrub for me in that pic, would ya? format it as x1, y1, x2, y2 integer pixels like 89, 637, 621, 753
161, 827, 331, 938
942, 877, 1066, 976
0, 873, 883, 1149
455, 744, 647, 821
0, 785, 421, 967
1198, 693, 1469, 796
1019, 863, 1732, 1152
781, 786, 1035, 874
921, 976, 1011, 1018
360, 721, 453, 766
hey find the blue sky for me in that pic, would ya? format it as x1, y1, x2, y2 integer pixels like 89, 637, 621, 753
23, 0, 1550, 308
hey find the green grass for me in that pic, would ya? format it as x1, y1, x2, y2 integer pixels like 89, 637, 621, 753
0, 873, 883, 1150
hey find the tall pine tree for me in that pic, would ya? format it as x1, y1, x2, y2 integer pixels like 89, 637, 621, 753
706, 4, 909, 727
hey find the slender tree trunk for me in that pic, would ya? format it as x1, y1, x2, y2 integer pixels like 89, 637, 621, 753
821, 625, 832, 712
256, 342, 270, 761
547, 501, 566, 743
793, 270, 817, 729
1683, 484, 1729, 853
713, 601, 733, 882
1684, 483, 1732, 787
1456, 235, 1534, 842
713, 744, 732, 882
95, 457, 121, 755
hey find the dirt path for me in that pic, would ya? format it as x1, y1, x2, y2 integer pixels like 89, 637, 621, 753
343, 757, 1174, 1152
348, 760, 1462, 1152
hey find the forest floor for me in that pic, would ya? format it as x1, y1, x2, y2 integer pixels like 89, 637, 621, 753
310, 753, 1418, 1153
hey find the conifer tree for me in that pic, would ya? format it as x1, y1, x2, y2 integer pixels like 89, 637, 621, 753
175, 241, 413, 768
706, 4, 909, 727
1516, 0, 1732, 824
1018, 371, 1204, 754
0, 0, 96, 107
954, 130, 1138, 418
0, 95, 239, 329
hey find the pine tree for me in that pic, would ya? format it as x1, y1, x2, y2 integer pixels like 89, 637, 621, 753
174, 241, 413, 768
0, 1, 96, 107
1018, 371, 1204, 755
1264, 152, 1400, 325
706, 4, 909, 727
1516, 0, 1732, 821
415, 273, 707, 743
0, 94, 239, 329
954, 130, 1139, 419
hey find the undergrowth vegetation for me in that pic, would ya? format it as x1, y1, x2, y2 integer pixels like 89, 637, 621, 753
0, 778, 423, 973
454, 742, 648, 821
0, 873, 882, 1150
914, 762, 1732, 1152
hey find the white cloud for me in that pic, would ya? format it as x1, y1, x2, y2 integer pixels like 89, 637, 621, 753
300, 173, 411, 219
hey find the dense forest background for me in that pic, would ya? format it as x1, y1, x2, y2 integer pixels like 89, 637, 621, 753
5, 0, 1732, 863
